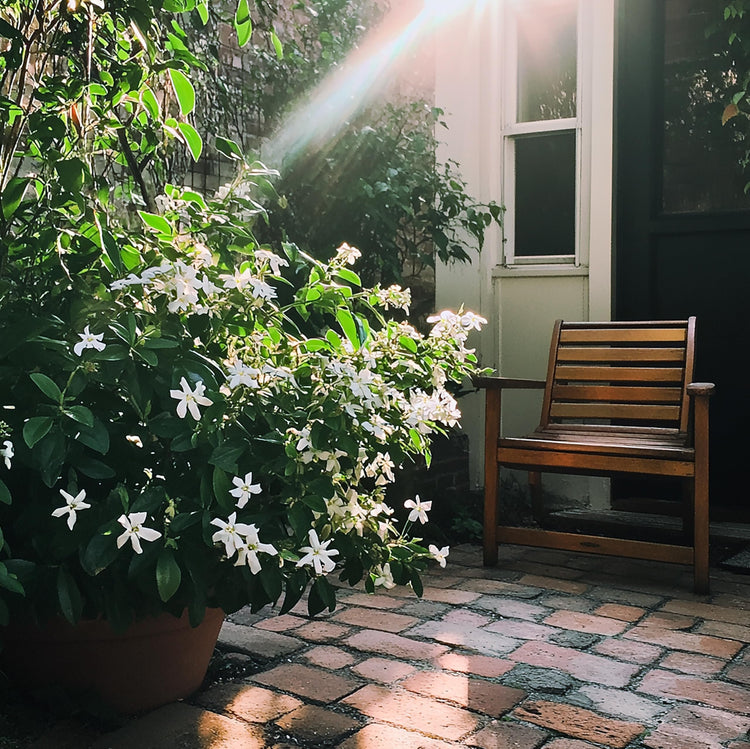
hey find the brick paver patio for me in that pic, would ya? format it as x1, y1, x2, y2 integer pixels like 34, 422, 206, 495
33, 543, 750, 748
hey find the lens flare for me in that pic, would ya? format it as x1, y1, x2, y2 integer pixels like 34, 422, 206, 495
262, 0, 487, 169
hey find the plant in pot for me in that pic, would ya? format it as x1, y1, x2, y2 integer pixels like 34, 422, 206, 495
0, 0, 487, 713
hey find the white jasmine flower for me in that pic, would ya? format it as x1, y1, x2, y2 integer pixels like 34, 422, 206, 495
211, 512, 255, 556
220, 268, 253, 290
73, 325, 106, 356
429, 544, 450, 568
335, 242, 361, 265
296, 529, 339, 575
1, 440, 12, 470
226, 360, 260, 390
116, 511, 161, 553
373, 563, 396, 589
234, 524, 278, 573
460, 311, 487, 331
404, 495, 431, 524
170, 377, 213, 420
255, 249, 289, 276
125, 434, 143, 448
248, 277, 277, 300
52, 488, 91, 530
230, 471, 262, 508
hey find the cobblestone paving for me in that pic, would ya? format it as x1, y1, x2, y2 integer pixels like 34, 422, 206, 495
36, 544, 750, 748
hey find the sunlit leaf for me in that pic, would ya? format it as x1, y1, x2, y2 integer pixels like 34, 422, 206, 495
178, 122, 203, 161
168, 68, 195, 116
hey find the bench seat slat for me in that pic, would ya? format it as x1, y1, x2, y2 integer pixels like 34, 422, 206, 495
549, 403, 681, 421
555, 365, 684, 382
551, 385, 683, 403
556, 347, 686, 363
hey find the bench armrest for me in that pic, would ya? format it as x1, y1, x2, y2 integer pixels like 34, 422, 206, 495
687, 382, 715, 397
473, 375, 546, 390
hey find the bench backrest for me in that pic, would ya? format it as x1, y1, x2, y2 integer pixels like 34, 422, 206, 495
539, 318, 696, 433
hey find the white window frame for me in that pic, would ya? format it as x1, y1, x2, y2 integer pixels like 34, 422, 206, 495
501, 0, 590, 267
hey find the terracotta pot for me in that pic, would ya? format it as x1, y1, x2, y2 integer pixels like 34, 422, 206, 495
0, 608, 224, 714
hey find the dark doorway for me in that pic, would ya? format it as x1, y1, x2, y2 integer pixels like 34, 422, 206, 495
615, 0, 750, 513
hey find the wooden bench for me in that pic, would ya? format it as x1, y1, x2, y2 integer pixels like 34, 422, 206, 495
476, 318, 714, 594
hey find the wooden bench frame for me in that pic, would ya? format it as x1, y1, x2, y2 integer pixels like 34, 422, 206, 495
477, 318, 714, 594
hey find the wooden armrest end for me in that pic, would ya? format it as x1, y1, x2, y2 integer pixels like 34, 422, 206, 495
687, 382, 716, 397
473, 376, 546, 390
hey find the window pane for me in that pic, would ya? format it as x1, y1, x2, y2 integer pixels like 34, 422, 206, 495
515, 131, 576, 256
517, 1, 577, 122
662, 0, 750, 213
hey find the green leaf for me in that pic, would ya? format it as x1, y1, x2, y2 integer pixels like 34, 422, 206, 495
168, 68, 196, 116
209, 443, 245, 473
75, 455, 115, 479
57, 567, 83, 624
140, 86, 161, 120
30, 372, 62, 403
2, 177, 28, 220
0, 479, 10, 505
0, 563, 23, 596
212, 466, 234, 511
301, 495, 327, 514
399, 335, 418, 354
336, 308, 360, 349
63, 405, 94, 427
81, 529, 119, 576
335, 268, 361, 286
156, 550, 182, 602
270, 28, 283, 59
178, 122, 203, 161
197, 0, 209, 24
54, 158, 86, 193
138, 210, 173, 236
23, 416, 54, 448
234, 0, 253, 47
74, 418, 110, 454
215, 136, 243, 160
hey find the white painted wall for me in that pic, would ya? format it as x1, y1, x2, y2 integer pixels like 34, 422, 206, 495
434, 0, 615, 499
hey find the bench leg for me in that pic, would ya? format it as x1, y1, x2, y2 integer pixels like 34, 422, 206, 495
483, 389, 501, 566
693, 471, 710, 595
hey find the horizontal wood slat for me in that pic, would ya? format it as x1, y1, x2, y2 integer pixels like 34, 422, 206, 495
496, 446, 695, 476
555, 366, 684, 382
551, 385, 683, 403
495, 526, 694, 565
499, 434, 693, 458
556, 347, 686, 362
559, 328, 687, 344
550, 403, 681, 421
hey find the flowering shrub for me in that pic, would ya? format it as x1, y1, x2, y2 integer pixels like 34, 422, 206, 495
0, 0, 487, 633
0, 176, 486, 628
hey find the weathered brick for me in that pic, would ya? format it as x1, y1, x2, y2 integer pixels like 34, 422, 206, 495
483, 618, 557, 641
409, 619, 519, 656
193, 683, 301, 723
638, 669, 750, 714
574, 684, 667, 722
543, 741, 602, 749
332, 606, 418, 633
89, 703, 266, 749
466, 721, 548, 749
460, 578, 544, 598
587, 585, 663, 608
624, 625, 742, 659
592, 603, 646, 622
542, 610, 628, 636
252, 613, 305, 633
726, 662, 750, 686
473, 596, 550, 620
508, 641, 640, 687
592, 638, 663, 665
252, 663, 361, 703
401, 670, 525, 717
660, 651, 726, 677
292, 620, 352, 642
641, 611, 696, 630
218, 622, 303, 658
517, 575, 589, 594
512, 700, 643, 747
440, 608, 494, 627
337, 723, 456, 749
420, 587, 481, 605
301, 645, 357, 670
344, 628, 449, 661
342, 684, 480, 741
641, 703, 750, 749
661, 599, 750, 627
434, 651, 515, 679
343, 592, 408, 610
274, 704, 361, 743
351, 657, 417, 683
697, 620, 750, 643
